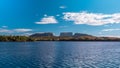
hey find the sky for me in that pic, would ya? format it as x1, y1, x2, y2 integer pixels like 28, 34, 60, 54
1, 0, 120, 37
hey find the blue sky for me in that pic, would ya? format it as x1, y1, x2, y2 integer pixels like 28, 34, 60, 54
1, 0, 120, 37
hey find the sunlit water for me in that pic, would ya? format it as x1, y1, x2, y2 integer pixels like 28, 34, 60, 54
0, 42, 120, 68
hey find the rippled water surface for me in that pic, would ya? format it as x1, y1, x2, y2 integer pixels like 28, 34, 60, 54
0, 42, 120, 68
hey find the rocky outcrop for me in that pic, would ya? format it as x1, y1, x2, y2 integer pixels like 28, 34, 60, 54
30, 32, 54, 37
60, 32, 73, 37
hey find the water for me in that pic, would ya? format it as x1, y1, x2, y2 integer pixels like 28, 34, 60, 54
0, 42, 120, 68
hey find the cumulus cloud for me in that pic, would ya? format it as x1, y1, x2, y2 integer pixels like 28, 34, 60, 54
63, 12, 120, 26
35, 16, 58, 24
14, 29, 32, 32
102, 28, 120, 32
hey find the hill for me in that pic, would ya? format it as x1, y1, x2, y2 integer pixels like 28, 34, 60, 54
30, 33, 120, 41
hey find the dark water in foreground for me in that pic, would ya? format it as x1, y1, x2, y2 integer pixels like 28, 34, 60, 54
0, 42, 120, 68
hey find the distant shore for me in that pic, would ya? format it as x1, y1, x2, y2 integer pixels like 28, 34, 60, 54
0, 34, 120, 42
29, 32, 120, 42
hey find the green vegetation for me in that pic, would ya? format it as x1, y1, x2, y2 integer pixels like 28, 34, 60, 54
0, 36, 35, 42
0, 35, 120, 42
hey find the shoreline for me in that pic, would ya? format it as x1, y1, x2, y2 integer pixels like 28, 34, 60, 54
0, 40, 120, 42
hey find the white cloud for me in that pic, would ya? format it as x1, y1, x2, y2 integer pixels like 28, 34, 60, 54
35, 16, 58, 24
99, 35, 120, 38
59, 6, 66, 9
21, 33, 33, 36
14, 29, 32, 32
0, 29, 12, 33
102, 28, 120, 32
0, 28, 33, 35
63, 12, 120, 26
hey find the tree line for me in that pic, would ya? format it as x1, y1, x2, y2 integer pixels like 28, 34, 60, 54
0, 36, 35, 42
